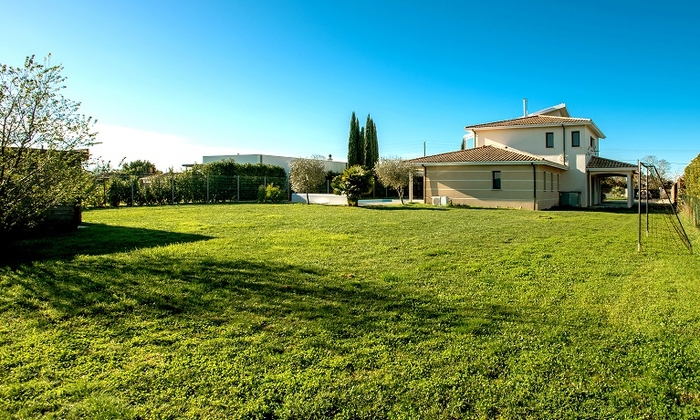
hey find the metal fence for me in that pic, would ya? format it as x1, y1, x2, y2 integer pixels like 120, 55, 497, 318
683, 193, 700, 228
85, 172, 425, 207
86, 173, 289, 207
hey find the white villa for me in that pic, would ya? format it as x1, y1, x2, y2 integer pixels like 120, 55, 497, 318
409, 103, 638, 210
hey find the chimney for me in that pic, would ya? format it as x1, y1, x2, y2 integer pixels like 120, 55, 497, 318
523, 98, 528, 116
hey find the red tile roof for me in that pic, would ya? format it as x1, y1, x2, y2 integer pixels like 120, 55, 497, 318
409, 145, 563, 168
587, 156, 637, 169
465, 115, 592, 129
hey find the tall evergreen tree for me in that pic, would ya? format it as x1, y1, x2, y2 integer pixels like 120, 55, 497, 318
363, 115, 379, 169
359, 125, 366, 167
347, 112, 361, 167
348, 112, 379, 169
371, 118, 379, 166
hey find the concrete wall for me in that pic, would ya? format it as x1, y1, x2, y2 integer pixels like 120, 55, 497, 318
422, 164, 564, 210
291, 193, 347, 205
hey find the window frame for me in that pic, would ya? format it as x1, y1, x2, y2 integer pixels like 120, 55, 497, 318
492, 170, 501, 190
545, 132, 554, 148
550, 172, 554, 191
571, 131, 580, 147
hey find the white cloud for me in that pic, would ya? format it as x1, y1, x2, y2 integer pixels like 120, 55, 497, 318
89, 123, 255, 171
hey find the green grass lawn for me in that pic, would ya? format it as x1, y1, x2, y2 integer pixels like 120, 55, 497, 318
2, 203, 700, 418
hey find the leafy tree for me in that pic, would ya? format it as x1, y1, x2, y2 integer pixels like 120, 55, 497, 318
374, 157, 413, 204
121, 159, 160, 176
332, 165, 374, 206
0, 55, 96, 235
289, 156, 327, 204
684, 154, 700, 198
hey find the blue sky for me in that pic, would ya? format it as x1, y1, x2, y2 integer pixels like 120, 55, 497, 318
2, 0, 699, 175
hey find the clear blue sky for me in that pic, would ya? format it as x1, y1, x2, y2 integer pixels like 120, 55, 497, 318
2, 0, 699, 175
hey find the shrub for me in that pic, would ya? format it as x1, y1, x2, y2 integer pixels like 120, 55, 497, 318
332, 165, 374, 206
258, 184, 285, 203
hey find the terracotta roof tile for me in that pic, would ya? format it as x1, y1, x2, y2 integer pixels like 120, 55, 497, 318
587, 156, 637, 169
465, 115, 592, 129
409, 145, 562, 167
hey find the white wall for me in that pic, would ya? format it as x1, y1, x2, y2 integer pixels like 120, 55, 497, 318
473, 124, 595, 206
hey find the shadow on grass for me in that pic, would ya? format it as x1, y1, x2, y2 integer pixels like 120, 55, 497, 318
0, 223, 213, 267
1, 250, 530, 340
361, 205, 449, 211
551, 202, 677, 214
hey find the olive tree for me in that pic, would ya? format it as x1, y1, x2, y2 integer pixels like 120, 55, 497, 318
374, 157, 413, 204
0, 55, 96, 235
289, 156, 327, 204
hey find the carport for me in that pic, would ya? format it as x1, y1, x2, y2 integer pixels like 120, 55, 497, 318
586, 156, 638, 208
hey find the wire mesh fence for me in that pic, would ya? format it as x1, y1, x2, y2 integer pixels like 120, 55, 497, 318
681, 193, 700, 228
84, 172, 425, 208
85, 173, 289, 207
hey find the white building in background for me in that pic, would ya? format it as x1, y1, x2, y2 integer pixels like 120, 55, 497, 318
202, 154, 346, 175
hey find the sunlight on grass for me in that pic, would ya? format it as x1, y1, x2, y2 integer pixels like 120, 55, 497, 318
2, 203, 700, 418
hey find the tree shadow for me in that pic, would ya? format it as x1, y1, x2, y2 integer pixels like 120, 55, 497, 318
0, 223, 213, 267
2, 248, 552, 342
361, 205, 449, 211
551, 203, 676, 215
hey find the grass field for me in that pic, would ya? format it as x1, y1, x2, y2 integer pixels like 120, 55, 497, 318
2, 203, 700, 418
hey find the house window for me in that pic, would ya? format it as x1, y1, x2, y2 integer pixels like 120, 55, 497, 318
550, 172, 554, 191
546, 132, 554, 148
571, 131, 580, 147
557, 173, 560, 191
590, 136, 595, 148
492, 171, 501, 190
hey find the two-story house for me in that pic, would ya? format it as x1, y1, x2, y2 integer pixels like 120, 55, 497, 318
409, 104, 637, 210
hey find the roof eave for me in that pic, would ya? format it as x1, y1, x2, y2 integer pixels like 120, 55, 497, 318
465, 120, 607, 139
413, 160, 568, 170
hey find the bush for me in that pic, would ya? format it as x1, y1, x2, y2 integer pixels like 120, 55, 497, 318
332, 165, 374, 206
107, 178, 130, 207
258, 184, 285, 203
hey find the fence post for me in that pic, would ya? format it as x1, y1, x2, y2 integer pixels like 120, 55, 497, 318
237, 175, 240, 202
264, 176, 267, 188
171, 171, 175, 204
130, 178, 135, 206
206, 174, 210, 203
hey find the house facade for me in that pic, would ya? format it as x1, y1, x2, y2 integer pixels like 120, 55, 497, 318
410, 104, 637, 210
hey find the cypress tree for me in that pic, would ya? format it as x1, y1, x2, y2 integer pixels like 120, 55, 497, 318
360, 125, 366, 168
347, 112, 361, 166
370, 117, 379, 168
363, 115, 379, 169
